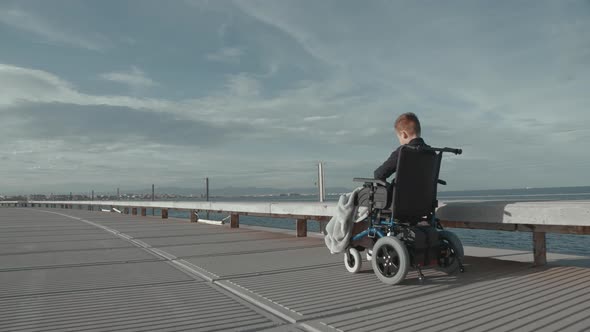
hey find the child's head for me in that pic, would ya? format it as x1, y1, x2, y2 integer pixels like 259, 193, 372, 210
394, 112, 421, 145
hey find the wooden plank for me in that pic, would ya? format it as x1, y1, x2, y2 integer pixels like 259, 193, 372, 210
296, 219, 307, 237
131, 208, 137, 215
141, 208, 147, 216
533, 231, 547, 266
230, 213, 239, 228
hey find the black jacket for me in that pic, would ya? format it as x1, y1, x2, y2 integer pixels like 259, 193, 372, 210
374, 137, 428, 181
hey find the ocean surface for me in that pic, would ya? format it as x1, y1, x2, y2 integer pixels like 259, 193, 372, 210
156, 187, 589, 257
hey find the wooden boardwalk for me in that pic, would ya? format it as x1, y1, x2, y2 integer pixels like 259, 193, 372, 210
1, 208, 589, 332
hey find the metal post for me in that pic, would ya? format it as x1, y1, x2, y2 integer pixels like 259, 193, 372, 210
117, 188, 120, 200
151, 184, 155, 216
205, 177, 209, 219
318, 162, 325, 203
70, 192, 73, 201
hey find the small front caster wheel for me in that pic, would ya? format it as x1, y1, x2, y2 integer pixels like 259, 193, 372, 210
344, 247, 362, 273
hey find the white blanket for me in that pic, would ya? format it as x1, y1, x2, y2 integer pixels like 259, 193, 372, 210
323, 187, 368, 254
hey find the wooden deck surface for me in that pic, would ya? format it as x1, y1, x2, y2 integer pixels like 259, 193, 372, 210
1, 208, 589, 332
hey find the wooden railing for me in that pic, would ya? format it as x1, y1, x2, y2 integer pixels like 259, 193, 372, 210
21, 199, 590, 266
0, 201, 21, 207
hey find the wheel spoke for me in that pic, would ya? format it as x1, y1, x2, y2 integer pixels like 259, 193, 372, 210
384, 246, 393, 258
391, 259, 399, 270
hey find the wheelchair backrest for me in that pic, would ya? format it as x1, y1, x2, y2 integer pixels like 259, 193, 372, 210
392, 145, 442, 220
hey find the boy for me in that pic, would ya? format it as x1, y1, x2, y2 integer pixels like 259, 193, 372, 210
374, 112, 428, 182
363, 113, 427, 261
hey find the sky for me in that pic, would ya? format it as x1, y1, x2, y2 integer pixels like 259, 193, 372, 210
1, 0, 589, 195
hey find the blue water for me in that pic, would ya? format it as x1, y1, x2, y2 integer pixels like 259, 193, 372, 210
153, 188, 590, 257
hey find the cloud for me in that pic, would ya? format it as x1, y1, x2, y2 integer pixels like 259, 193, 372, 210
206, 47, 243, 63
3, 102, 252, 147
303, 115, 340, 122
99, 66, 158, 88
0, 63, 188, 116
2, 0, 590, 192
225, 74, 260, 97
233, 0, 332, 65
0, 7, 105, 50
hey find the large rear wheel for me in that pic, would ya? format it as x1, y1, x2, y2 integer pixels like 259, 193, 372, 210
436, 230, 464, 274
371, 236, 409, 285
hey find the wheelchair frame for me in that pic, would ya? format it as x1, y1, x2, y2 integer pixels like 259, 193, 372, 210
346, 145, 464, 283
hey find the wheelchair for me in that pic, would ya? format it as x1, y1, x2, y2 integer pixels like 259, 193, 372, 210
344, 145, 465, 285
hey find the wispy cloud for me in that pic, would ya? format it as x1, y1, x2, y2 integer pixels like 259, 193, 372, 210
2, 0, 590, 192
206, 47, 243, 63
303, 115, 340, 122
0, 8, 105, 51
233, 0, 330, 64
99, 66, 157, 88
224, 74, 260, 97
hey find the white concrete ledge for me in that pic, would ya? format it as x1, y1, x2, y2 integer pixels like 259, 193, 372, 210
29, 200, 337, 218
436, 200, 590, 227
28, 200, 590, 227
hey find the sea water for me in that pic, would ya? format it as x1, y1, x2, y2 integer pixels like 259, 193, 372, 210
159, 188, 590, 256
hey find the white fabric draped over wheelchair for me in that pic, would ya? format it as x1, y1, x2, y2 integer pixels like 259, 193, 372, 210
323, 187, 368, 254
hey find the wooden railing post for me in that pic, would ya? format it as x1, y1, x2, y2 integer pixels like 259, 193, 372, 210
230, 213, 239, 228
161, 208, 168, 219
141, 208, 147, 216
533, 231, 547, 266
190, 209, 198, 223
296, 219, 307, 237
132, 207, 137, 215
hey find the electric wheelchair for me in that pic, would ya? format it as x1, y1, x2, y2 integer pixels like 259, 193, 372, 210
344, 145, 465, 285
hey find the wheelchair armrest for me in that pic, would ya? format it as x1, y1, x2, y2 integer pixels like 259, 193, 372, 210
437, 179, 447, 185
353, 178, 387, 186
